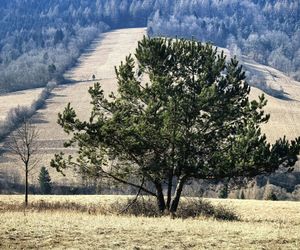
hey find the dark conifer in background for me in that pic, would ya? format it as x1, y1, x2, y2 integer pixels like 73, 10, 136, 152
39, 166, 52, 195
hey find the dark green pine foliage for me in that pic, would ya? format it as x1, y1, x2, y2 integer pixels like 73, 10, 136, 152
51, 37, 300, 213
219, 185, 228, 199
39, 167, 52, 194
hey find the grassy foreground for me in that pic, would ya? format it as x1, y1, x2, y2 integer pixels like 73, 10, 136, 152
0, 195, 300, 249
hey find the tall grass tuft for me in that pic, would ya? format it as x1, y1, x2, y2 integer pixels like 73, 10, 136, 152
0, 197, 239, 220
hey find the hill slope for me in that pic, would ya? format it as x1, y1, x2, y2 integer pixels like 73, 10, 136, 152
0, 88, 43, 121
247, 60, 300, 144
1, 27, 300, 192
0, 28, 146, 187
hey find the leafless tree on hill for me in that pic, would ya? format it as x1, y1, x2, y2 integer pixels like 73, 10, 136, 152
6, 119, 40, 206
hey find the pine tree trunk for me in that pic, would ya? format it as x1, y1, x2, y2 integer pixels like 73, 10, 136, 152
170, 176, 186, 214
155, 182, 166, 213
166, 171, 173, 209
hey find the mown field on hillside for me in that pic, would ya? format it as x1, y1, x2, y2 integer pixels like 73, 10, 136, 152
0, 88, 43, 121
0, 195, 300, 249
0, 28, 146, 188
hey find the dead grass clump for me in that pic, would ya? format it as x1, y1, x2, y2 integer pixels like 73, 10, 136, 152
0, 200, 101, 214
111, 198, 160, 217
32, 200, 97, 214
0, 197, 239, 220
177, 198, 240, 221
113, 198, 239, 220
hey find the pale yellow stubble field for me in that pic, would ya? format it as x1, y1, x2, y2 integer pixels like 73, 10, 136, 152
0, 195, 300, 249
0, 88, 43, 121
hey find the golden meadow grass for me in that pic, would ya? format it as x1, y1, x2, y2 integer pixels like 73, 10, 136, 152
0, 195, 300, 249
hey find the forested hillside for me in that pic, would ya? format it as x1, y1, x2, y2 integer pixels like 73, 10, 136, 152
0, 0, 153, 92
148, 0, 300, 80
0, 0, 299, 92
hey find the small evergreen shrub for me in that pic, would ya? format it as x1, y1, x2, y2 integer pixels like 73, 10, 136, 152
38, 167, 52, 194
219, 185, 228, 199
266, 191, 278, 201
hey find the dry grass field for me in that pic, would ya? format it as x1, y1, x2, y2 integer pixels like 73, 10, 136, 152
0, 88, 43, 121
0, 28, 146, 185
0, 195, 300, 249
247, 62, 300, 144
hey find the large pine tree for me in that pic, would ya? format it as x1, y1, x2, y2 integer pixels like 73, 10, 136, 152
51, 37, 300, 214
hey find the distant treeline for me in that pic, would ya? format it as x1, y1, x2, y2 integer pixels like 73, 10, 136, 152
148, 0, 300, 80
0, 0, 299, 93
0, 0, 153, 92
